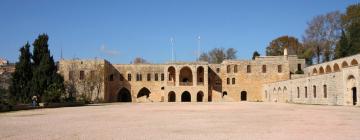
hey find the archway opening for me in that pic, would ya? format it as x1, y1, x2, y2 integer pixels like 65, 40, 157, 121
222, 91, 227, 97
240, 91, 247, 101
325, 65, 332, 73
319, 67, 325, 74
168, 91, 176, 102
342, 61, 349, 68
197, 91, 204, 102
137, 87, 151, 98
179, 67, 193, 86
117, 88, 132, 102
197, 66, 204, 84
333, 63, 340, 72
312, 68, 318, 75
351, 59, 358, 66
352, 87, 357, 106
181, 91, 191, 102
168, 66, 176, 82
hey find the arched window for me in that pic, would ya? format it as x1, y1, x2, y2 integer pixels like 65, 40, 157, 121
161, 73, 164, 81
305, 86, 308, 98
147, 73, 151, 81
234, 65, 238, 73
319, 67, 325, 74
155, 73, 159, 81
232, 78, 235, 85
297, 87, 300, 98
325, 65, 332, 73
312, 68, 318, 75
351, 59, 358, 66
278, 65, 282, 73
227, 78, 230, 85
247, 65, 251, 73
227, 65, 231, 73
127, 73, 132, 81
342, 61, 349, 68
333, 63, 340, 72
79, 70, 85, 80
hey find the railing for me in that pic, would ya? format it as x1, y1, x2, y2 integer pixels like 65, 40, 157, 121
167, 81, 175, 86
179, 82, 193, 86
197, 82, 204, 86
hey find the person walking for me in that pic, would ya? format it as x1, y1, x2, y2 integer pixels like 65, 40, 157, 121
32, 95, 37, 107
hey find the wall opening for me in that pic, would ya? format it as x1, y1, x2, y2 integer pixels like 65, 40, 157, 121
352, 87, 357, 106
351, 59, 358, 66
137, 87, 151, 98
168, 91, 176, 102
240, 91, 247, 101
222, 91, 228, 97
179, 67, 193, 86
181, 91, 191, 102
117, 88, 132, 102
197, 91, 204, 102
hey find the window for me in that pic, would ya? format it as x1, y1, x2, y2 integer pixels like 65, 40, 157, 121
120, 74, 124, 81
90, 70, 95, 80
147, 73, 151, 81
69, 71, 75, 80
161, 73, 164, 81
155, 73, 158, 81
234, 65, 238, 73
128, 73, 132, 81
305, 86, 308, 98
79, 70, 85, 80
278, 65, 282, 73
227, 78, 230, 85
109, 74, 114, 81
232, 78, 235, 84
323, 85, 327, 98
298, 64, 302, 71
216, 68, 220, 73
262, 65, 266, 73
227, 65, 231, 73
247, 65, 251, 73
313, 85, 316, 98
297, 87, 300, 98
136, 73, 142, 81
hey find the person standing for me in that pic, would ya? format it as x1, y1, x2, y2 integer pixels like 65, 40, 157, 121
32, 95, 37, 107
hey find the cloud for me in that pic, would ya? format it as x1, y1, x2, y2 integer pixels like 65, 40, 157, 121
100, 45, 119, 56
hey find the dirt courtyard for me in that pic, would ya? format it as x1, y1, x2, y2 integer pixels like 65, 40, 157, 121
1, 102, 360, 140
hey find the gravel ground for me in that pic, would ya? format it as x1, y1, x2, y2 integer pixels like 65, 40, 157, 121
1, 102, 360, 140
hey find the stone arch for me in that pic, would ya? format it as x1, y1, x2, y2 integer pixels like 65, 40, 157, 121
312, 68, 318, 75
351, 59, 358, 66
240, 91, 247, 101
333, 63, 340, 72
137, 87, 151, 98
197, 91, 204, 102
325, 65, 332, 73
342, 61, 349, 68
181, 91, 191, 102
179, 66, 193, 86
347, 75, 357, 105
168, 66, 176, 82
168, 91, 176, 102
117, 88, 132, 102
197, 66, 204, 84
319, 67, 325, 74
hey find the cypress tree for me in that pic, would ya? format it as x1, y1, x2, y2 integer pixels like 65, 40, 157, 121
9, 43, 32, 103
335, 30, 349, 59
31, 34, 64, 103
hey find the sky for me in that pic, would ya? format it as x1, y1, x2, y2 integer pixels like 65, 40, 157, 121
0, 0, 359, 64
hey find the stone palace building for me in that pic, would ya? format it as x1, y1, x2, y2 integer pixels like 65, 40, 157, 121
58, 49, 360, 106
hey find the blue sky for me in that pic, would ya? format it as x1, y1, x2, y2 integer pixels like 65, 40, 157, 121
0, 0, 358, 64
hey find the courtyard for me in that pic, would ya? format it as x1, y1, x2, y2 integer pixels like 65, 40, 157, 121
0, 102, 359, 140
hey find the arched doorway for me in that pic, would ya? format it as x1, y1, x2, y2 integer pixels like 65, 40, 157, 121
168, 91, 176, 102
168, 66, 176, 82
240, 91, 247, 101
352, 87, 357, 106
197, 91, 204, 102
117, 88, 132, 102
179, 67, 193, 86
181, 91, 191, 102
137, 87, 151, 98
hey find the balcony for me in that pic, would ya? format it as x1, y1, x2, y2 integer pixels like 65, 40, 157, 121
180, 82, 193, 86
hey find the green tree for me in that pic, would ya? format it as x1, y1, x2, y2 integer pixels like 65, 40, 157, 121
252, 51, 260, 60
9, 43, 32, 103
30, 34, 64, 103
266, 36, 304, 56
335, 30, 349, 58
341, 3, 360, 56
